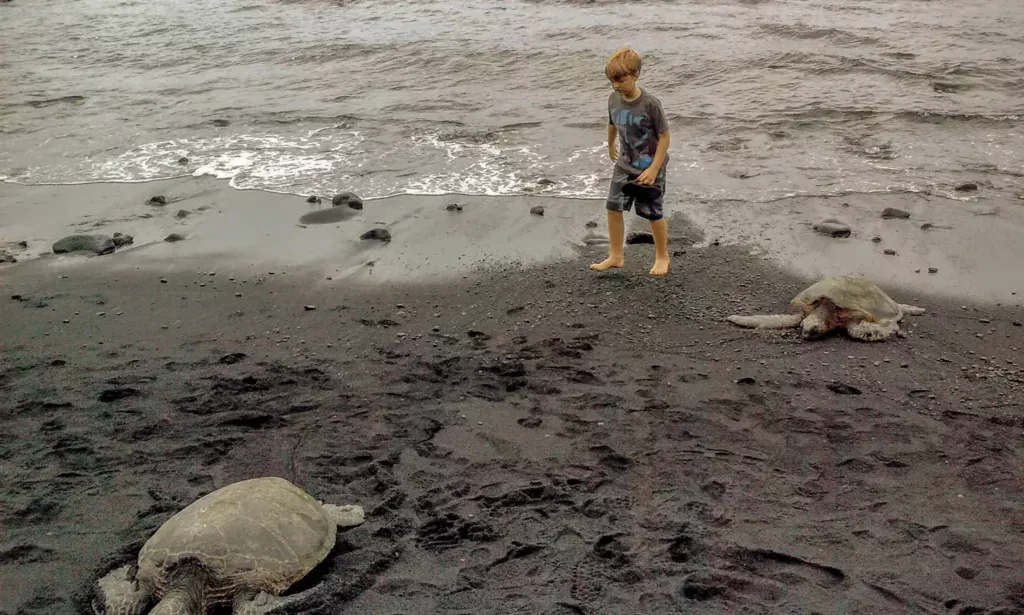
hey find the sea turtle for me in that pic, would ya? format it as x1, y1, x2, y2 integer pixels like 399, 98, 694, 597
726, 275, 925, 341
91, 476, 365, 615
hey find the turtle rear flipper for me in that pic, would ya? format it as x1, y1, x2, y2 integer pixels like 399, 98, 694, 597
897, 303, 925, 316
726, 314, 803, 329
321, 503, 365, 527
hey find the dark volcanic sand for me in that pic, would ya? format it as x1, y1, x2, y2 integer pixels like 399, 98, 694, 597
2, 216, 1023, 615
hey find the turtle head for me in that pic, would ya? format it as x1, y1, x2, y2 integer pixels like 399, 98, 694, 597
800, 301, 837, 339
91, 565, 151, 615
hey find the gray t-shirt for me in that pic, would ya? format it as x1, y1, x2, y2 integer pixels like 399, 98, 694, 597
608, 89, 670, 175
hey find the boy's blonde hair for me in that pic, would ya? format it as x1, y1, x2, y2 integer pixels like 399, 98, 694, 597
605, 46, 642, 80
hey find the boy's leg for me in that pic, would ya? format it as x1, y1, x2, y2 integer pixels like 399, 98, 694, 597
590, 210, 625, 271
649, 218, 669, 275
591, 167, 630, 271
634, 168, 669, 275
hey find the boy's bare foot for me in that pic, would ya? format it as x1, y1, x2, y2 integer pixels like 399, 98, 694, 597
649, 257, 670, 276
590, 256, 624, 271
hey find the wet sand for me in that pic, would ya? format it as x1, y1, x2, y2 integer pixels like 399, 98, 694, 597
683, 190, 1024, 306
0, 177, 607, 284
2, 182, 1023, 614
3, 177, 1021, 304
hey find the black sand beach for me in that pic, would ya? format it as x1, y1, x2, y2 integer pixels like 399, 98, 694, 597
2, 180, 1023, 614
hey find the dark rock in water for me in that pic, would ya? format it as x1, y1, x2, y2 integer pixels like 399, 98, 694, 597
147, 195, 167, 206
871, 236, 882, 243
813, 218, 851, 238
52, 234, 116, 255
112, 232, 133, 247
954, 182, 978, 192
332, 191, 363, 210
446, 203, 463, 212
585, 221, 598, 228
881, 207, 910, 219
299, 207, 357, 225
164, 233, 185, 243
883, 248, 897, 256
530, 206, 544, 216
177, 157, 189, 165
626, 231, 654, 245
175, 209, 190, 219
537, 178, 555, 186
306, 195, 321, 204
360, 228, 391, 243
0, 251, 16, 263
17, 240, 27, 248
920, 223, 934, 230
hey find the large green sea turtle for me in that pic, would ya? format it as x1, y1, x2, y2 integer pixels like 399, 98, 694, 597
91, 476, 364, 615
726, 275, 926, 341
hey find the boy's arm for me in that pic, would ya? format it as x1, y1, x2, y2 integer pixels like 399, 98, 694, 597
608, 124, 618, 160
650, 129, 670, 172
638, 99, 670, 183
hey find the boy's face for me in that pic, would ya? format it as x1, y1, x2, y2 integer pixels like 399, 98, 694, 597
609, 72, 639, 97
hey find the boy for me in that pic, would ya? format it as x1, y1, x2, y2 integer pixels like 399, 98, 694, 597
590, 46, 671, 276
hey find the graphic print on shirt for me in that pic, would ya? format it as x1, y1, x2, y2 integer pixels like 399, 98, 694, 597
610, 107, 655, 171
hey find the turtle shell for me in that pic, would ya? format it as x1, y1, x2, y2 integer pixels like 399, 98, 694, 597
136, 477, 336, 598
790, 275, 901, 322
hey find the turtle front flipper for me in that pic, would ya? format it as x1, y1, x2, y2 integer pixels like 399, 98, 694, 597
92, 564, 151, 615
726, 314, 803, 329
846, 319, 899, 341
232, 590, 294, 615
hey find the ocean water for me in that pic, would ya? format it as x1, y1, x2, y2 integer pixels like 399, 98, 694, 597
1, 0, 1022, 204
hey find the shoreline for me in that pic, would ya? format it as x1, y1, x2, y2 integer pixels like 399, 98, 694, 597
2, 175, 1021, 304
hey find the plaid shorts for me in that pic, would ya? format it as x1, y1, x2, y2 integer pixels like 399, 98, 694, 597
606, 163, 666, 221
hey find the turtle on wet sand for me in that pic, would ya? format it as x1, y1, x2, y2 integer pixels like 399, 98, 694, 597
92, 476, 365, 615
726, 275, 925, 341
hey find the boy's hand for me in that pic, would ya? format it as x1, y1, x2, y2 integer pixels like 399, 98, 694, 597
636, 166, 659, 185
608, 145, 618, 162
